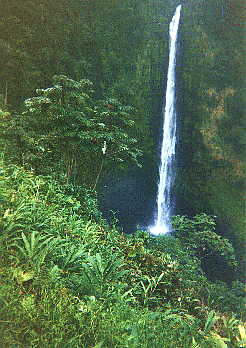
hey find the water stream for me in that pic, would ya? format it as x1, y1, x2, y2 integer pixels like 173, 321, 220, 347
150, 5, 181, 235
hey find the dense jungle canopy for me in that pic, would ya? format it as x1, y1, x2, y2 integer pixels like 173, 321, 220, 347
0, 0, 245, 347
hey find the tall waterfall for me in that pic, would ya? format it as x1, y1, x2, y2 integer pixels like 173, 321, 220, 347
150, 5, 181, 235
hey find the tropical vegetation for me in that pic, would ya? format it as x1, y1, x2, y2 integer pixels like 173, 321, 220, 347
0, 0, 245, 347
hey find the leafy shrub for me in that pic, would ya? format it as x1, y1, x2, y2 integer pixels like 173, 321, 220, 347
172, 214, 238, 281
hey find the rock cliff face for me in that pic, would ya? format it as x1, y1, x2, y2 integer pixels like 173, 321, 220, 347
100, 0, 245, 274
175, 0, 245, 274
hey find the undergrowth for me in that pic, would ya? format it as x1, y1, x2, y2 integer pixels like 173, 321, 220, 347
0, 160, 245, 348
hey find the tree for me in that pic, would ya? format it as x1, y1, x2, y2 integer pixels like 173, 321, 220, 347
11, 75, 142, 186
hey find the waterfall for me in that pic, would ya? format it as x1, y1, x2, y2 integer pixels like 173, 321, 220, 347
150, 5, 181, 235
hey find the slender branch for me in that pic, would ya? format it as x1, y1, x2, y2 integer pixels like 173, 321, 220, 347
4, 81, 8, 106
93, 158, 104, 191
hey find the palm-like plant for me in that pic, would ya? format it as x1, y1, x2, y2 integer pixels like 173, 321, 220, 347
140, 272, 165, 306
204, 310, 220, 334
13, 231, 62, 269
55, 244, 86, 272
82, 253, 127, 297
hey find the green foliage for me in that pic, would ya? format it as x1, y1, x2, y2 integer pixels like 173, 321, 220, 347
0, 0, 244, 281
13, 231, 62, 269
81, 253, 127, 298
64, 185, 103, 221
1, 75, 142, 187
0, 1, 245, 345
0, 160, 245, 347
172, 214, 238, 278
55, 244, 86, 273
199, 281, 245, 318
178, 0, 245, 277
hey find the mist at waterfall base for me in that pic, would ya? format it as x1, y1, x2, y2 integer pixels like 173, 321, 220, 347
149, 5, 182, 236
99, 169, 156, 233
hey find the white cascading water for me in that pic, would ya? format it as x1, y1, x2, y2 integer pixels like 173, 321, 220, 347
150, 5, 181, 235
